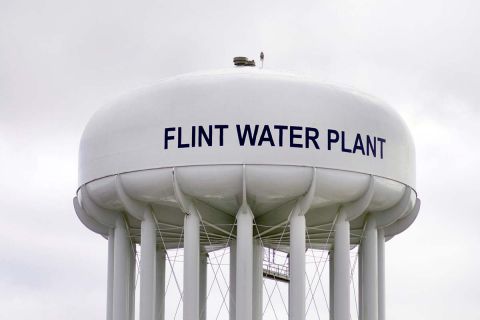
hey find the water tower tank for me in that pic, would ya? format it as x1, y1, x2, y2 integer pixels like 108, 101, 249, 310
73, 67, 420, 320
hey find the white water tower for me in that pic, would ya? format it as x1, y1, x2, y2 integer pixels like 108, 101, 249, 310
73, 63, 420, 320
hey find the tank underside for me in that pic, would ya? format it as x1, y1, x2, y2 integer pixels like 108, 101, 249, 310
77, 164, 416, 252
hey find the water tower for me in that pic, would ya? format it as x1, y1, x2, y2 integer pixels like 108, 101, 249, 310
73, 63, 420, 320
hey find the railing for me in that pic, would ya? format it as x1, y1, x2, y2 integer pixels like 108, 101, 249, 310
263, 248, 290, 282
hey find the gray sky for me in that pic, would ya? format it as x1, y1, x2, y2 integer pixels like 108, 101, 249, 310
1, 0, 480, 319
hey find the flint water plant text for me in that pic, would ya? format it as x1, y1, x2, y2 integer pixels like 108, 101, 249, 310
164, 124, 386, 158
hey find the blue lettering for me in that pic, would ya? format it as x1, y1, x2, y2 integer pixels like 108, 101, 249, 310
305, 127, 320, 149
198, 125, 212, 146
215, 125, 229, 146
273, 125, 288, 146
341, 131, 352, 153
164, 127, 175, 149
178, 127, 189, 148
366, 135, 376, 157
290, 126, 303, 148
352, 133, 365, 155
378, 138, 386, 159
191, 126, 196, 147
236, 124, 259, 146
258, 125, 275, 146
327, 129, 339, 150
163, 125, 385, 159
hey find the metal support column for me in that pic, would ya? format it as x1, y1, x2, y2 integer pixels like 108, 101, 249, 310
329, 249, 334, 320
140, 210, 156, 320
253, 240, 264, 320
200, 252, 208, 320
107, 229, 115, 320
156, 248, 166, 320
236, 204, 253, 320
289, 214, 306, 320
378, 228, 385, 320
229, 240, 237, 320
129, 244, 136, 320
333, 210, 350, 320
184, 210, 200, 320
358, 243, 363, 320
363, 217, 378, 320
113, 217, 130, 320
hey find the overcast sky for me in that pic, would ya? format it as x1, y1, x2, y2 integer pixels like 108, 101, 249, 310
1, 0, 480, 319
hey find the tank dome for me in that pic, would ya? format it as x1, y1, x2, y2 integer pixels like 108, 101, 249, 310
79, 68, 415, 189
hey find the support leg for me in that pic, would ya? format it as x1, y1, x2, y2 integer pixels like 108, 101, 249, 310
236, 206, 253, 320
140, 210, 157, 320
329, 249, 334, 320
113, 217, 130, 320
359, 243, 363, 320
107, 229, 114, 320
184, 210, 200, 320
378, 228, 385, 320
289, 214, 306, 320
156, 248, 166, 320
363, 217, 378, 320
253, 240, 264, 320
129, 244, 136, 320
333, 210, 350, 320
229, 240, 237, 320
200, 252, 208, 320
